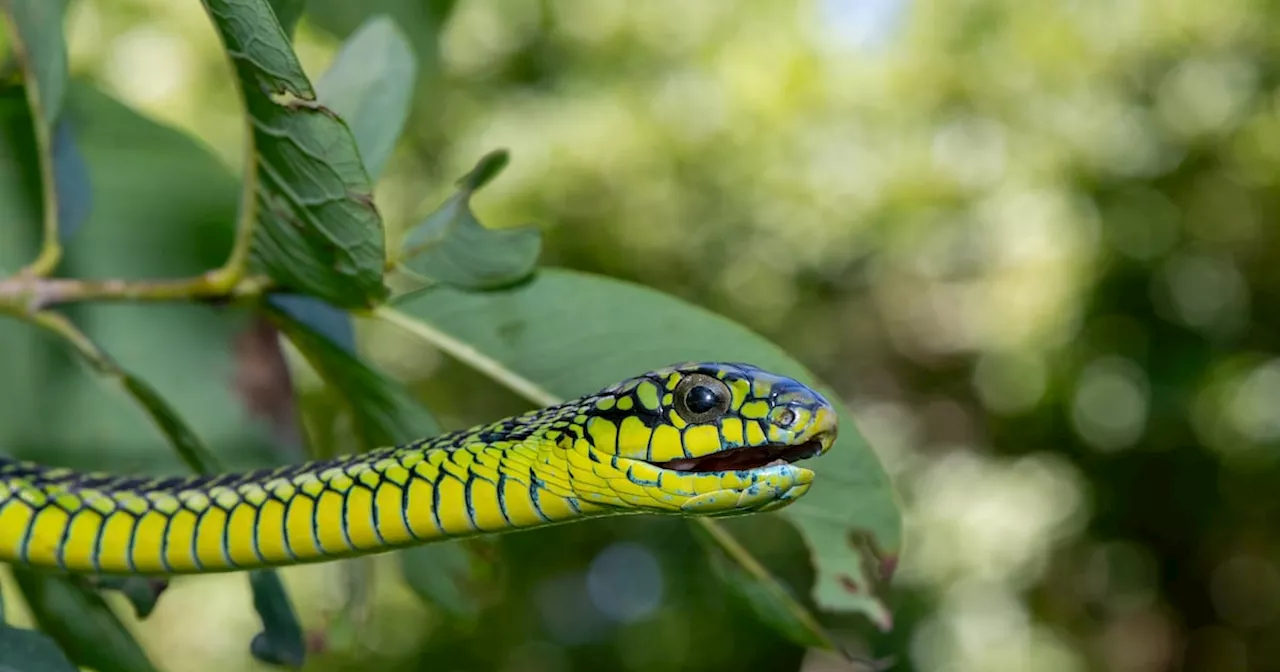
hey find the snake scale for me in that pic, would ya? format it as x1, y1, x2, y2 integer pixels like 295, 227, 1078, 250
0, 362, 836, 576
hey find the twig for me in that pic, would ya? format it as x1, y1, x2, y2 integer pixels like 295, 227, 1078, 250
217, 111, 260, 282
27, 310, 117, 374
695, 518, 842, 650
372, 305, 559, 407
0, 271, 271, 313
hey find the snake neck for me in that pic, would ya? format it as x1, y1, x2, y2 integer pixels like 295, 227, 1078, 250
0, 396, 636, 576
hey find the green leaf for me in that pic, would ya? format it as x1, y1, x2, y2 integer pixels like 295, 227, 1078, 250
396, 150, 541, 290
398, 538, 503, 623
202, 0, 388, 309
269, 6, 418, 443
268, 294, 356, 352
302, 0, 458, 82
247, 570, 306, 668
457, 149, 508, 191
384, 268, 901, 631
315, 14, 417, 181
10, 571, 159, 672
0, 626, 79, 672
266, 302, 440, 448
292, 11, 417, 396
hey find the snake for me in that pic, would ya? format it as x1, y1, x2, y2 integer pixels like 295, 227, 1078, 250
0, 362, 836, 576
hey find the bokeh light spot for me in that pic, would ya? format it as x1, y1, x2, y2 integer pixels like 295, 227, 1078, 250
1071, 356, 1149, 451
586, 542, 665, 623
973, 349, 1048, 415
1210, 554, 1280, 630
534, 572, 609, 646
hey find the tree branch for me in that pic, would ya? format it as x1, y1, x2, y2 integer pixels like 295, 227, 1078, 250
0, 271, 271, 314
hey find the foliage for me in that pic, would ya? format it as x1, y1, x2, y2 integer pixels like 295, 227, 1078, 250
0, 1, 900, 671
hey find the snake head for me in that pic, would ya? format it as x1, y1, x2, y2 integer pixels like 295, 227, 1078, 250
574, 362, 838, 516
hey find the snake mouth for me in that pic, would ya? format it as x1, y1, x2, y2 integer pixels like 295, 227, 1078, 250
648, 440, 824, 473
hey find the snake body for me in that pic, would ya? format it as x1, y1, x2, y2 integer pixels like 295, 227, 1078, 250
0, 362, 836, 576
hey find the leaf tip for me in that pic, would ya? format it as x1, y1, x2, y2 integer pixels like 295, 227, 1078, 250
250, 631, 306, 669
459, 149, 510, 192
362, 13, 410, 40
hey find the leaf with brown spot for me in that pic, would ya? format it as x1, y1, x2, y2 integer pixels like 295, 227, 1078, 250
202, 0, 388, 308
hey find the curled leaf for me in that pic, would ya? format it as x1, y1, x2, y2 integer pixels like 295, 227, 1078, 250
248, 570, 306, 668
87, 577, 169, 620
397, 150, 541, 291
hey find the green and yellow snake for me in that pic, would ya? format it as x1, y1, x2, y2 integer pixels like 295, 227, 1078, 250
0, 362, 836, 576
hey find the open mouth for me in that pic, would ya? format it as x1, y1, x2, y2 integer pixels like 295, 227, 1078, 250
649, 440, 824, 473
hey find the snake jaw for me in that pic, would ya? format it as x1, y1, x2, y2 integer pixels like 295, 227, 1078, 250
646, 400, 837, 476
648, 439, 825, 473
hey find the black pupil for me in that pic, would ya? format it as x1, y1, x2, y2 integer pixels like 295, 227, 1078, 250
685, 385, 720, 414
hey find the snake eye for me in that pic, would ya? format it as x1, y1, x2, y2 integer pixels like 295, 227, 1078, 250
674, 374, 731, 423
686, 386, 718, 413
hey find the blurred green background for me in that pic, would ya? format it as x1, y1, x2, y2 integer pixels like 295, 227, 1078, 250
5, 0, 1280, 670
